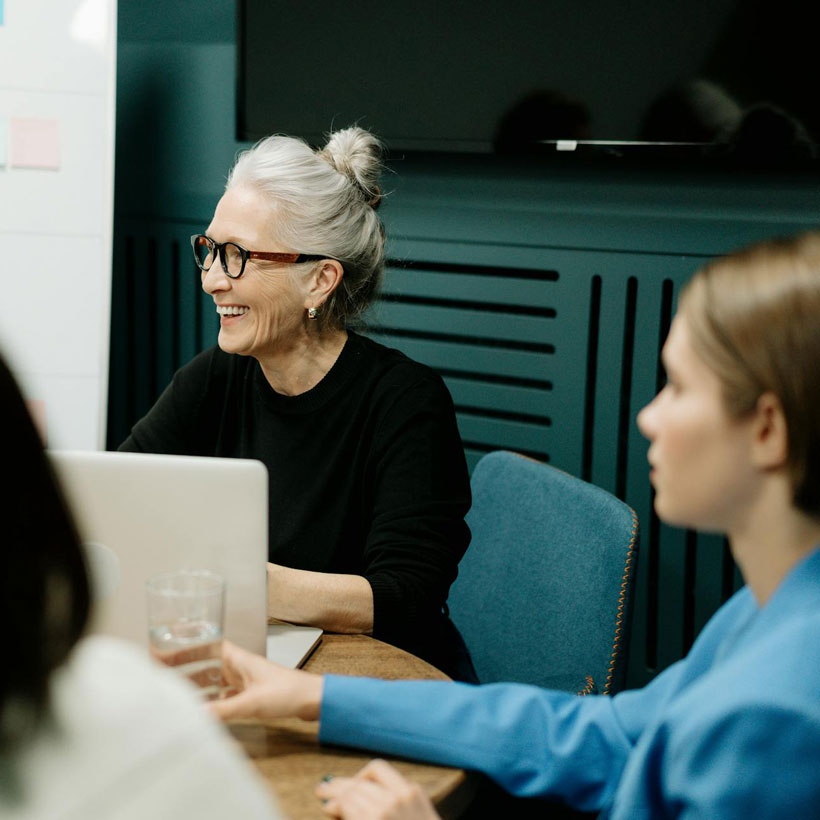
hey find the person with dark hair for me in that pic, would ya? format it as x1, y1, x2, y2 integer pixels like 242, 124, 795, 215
1, 354, 91, 757
639, 78, 742, 143
0, 352, 281, 818
209, 233, 820, 819
725, 102, 817, 162
494, 90, 591, 153
120, 126, 474, 681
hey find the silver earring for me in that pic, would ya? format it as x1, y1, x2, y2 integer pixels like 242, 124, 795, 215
308, 306, 319, 320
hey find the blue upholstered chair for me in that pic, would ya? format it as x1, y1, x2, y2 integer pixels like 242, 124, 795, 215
448, 451, 639, 696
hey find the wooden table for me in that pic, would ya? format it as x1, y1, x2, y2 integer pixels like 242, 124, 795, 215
229, 634, 476, 820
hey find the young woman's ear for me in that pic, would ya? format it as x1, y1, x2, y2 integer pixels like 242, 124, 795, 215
751, 392, 789, 470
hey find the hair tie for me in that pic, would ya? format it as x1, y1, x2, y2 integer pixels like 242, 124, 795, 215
365, 186, 383, 210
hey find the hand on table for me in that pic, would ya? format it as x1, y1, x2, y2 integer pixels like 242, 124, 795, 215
266, 561, 375, 634
317, 759, 441, 820
208, 640, 323, 722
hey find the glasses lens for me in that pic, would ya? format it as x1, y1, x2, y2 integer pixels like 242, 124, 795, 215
222, 243, 245, 277
192, 235, 215, 270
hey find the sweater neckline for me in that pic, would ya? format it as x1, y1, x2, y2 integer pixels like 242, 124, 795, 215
253, 331, 364, 414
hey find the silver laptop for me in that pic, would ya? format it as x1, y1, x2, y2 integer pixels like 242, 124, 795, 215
49, 450, 321, 667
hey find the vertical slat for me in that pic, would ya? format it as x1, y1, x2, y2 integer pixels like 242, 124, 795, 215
131, 236, 154, 420
581, 275, 602, 483
655, 524, 688, 671
682, 529, 699, 652
692, 532, 728, 639
721, 539, 742, 600
146, 237, 158, 402
634, 274, 692, 678
123, 234, 137, 431
621, 272, 680, 684
105, 230, 132, 448
199, 275, 218, 351
178, 238, 199, 366
644, 279, 684, 673
615, 277, 638, 501
169, 240, 181, 373
589, 274, 628, 496
174, 239, 192, 369
153, 229, 176, 394
546, 259, 591, 476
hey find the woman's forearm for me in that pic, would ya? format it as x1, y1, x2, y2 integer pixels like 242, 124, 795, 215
267, 562, 374, 634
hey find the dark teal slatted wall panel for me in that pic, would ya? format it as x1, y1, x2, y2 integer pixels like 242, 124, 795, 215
109, 218, 218, 444
369, 249, 561, 471
108, 218, 743, 689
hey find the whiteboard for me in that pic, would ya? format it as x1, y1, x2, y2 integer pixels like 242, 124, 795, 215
0, 0, 116, 449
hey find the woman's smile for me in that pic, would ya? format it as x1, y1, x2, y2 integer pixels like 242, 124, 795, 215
215, 303, 251, 326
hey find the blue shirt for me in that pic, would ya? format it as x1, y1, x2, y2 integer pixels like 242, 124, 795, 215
320, 547, 820, 818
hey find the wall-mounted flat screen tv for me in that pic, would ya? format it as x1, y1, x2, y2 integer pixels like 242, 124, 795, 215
238, 0, 816, 163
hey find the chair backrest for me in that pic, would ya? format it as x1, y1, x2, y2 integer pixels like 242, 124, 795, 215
448, 451, 639, 695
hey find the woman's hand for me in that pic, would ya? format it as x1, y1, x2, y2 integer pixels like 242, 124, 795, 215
317, 760, 441, 820
208, 640, 324, 722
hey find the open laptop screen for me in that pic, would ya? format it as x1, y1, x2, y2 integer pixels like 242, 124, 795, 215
49, 450, 269, 656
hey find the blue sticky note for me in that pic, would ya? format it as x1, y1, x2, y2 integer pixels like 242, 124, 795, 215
1, 0, 4, 26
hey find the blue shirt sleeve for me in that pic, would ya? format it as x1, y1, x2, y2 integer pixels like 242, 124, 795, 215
320, 676, 637, 811
653, 697, 820, 818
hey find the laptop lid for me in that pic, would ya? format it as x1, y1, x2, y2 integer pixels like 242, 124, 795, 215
266, 623, 323, 669
49, 450, 269, 657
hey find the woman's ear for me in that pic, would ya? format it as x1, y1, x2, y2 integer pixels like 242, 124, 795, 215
751, 392, 789, 470
307, 260, 344, 307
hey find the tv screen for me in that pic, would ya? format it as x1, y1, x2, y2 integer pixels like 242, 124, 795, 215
238, 0, 817, 162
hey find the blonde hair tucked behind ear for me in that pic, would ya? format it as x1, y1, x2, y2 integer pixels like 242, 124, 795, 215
226, 126, 385, 329
679, 231, 820, 516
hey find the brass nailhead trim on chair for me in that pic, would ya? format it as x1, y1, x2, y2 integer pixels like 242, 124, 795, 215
577, 675, 596, 697
603, 508, 639, 695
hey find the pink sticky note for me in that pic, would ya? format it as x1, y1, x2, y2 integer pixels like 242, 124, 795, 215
10, 118, 60, 170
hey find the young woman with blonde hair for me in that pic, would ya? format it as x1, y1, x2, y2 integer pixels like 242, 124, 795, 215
210, 231, 820, 819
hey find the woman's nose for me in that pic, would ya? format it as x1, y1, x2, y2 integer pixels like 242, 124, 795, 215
637, 396, 657, 441
201, 262, 231, 294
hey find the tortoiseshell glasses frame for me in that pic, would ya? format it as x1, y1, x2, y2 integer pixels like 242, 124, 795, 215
191, 234, 330, 279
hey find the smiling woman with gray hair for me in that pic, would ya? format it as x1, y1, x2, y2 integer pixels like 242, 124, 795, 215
120, 127, 475, 681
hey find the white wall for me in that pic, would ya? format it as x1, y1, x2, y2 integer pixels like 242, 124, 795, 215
0, 0, 116, 448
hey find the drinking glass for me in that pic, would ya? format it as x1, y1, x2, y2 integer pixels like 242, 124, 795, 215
146, 570, 225, 700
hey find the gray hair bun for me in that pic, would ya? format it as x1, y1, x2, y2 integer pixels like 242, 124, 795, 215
319, 127, 384, 210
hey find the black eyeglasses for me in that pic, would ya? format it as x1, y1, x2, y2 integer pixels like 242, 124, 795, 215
190, 234, 329, 280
